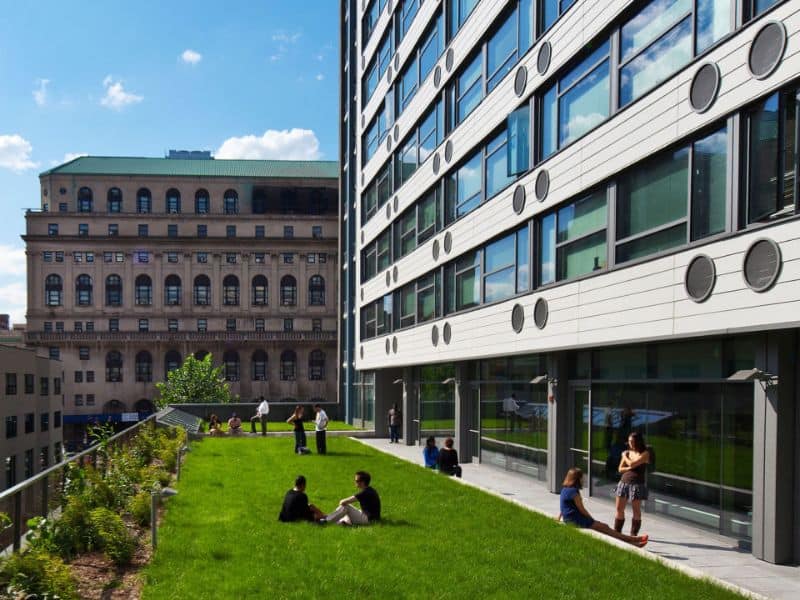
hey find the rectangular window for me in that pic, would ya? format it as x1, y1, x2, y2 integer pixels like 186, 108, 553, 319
541, 40, 610, 158
416, 273, 438, 323
115, 252, 124, 262
54, 411, 61, 428
24, 449, 33, 479
318, 253, 327, 263
752, 0, 780, 18
541, 0, 577, 34
48, 223, 58, 236
226, 319, 236, 332
86, 394, 95, 406
168, 224, 178, 238
40, 413, 49, 432
363, 104, 389, 164
85, 321, 94, 332
6, 416, 17, 439
78, 223, 88, 236
283, 318, 293, 332
483, 233, 517, 304
255, 252, 266, 263
24, 413, 34, 433
74, 371, 83, 383
53, 377, 61, 395
138, 319, 149, 332
226, 253, 237, 264
507, 104, 531, 177
5, 455, 15, 488
446, 150, 482, 222
168, 319, 178, 332
377, 230, 391, 272
43, 251, 53, 262
43, 322, 52, 332
312, 225, 322, 239
59, 202, 67, 212
108, 224, 119, 236
86, 251, 94, 263
104, 251, 113, 262
86, 371, 94, 382
109, 318, 119, 332
5, 373, 17, 395
134, 251, 149, 263
197, 252, 208, 263
167, 252, 179, 263
226, 225, 236, 238
48, 347, 59, 360
284, 226, 294, 239
456, 52, 484, 124
74, 394, 83, 406
399, 0, 420, 41
138, 224, 149, 237
255, 225, 265, 238
312, 318, 322, 332
255, 318, 265, 332
197, 225, 207, 238
55, 251, 64, 262
79, 347, 89, 360
487, 1, 532, 92
73, 251, 83, 263
55, 322, 64, 333
449, 0, 479, 38
282, 253, 294, 264
306, 253, 315, 264
197, 319, 207, 332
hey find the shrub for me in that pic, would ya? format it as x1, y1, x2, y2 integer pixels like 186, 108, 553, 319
89, 507, 136, 566
129, 491, 151, 527
0, 549, 78, 600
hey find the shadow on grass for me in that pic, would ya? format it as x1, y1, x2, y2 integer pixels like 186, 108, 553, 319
210, 550, 232, 561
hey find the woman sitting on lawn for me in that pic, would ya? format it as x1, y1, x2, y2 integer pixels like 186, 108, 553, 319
208, 414, 223, 436
437, 437, 462, 478
423, 436, 439, 468
287, 405, 308, 453
557, 467, 648, 547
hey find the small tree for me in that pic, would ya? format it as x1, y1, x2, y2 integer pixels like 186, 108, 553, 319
155, 354, 232, 409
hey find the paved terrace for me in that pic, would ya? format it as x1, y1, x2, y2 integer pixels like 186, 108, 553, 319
357, 438, 800, 600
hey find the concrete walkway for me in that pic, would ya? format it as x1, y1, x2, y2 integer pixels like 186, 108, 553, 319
357, 438, 800, 600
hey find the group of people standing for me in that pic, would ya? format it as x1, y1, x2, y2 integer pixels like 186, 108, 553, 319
278, 471, 381, 526
286, 404, 329, 455
558, 432, 652, 547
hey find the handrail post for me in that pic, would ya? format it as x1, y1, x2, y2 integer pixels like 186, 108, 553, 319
13, 493, 21, 552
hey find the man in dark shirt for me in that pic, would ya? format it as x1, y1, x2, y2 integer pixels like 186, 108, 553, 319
278, 475, 324, 522
320, 471, 381, 525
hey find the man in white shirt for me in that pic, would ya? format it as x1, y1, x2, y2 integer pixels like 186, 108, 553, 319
250, 396, 270, 435
313, 404, 329, 454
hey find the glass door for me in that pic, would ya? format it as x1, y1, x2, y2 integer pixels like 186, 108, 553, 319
569, 386, 592, 494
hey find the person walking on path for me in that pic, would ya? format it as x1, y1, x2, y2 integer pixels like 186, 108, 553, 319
614, 432, 651, 535
558, 467, 648, 547
313, 404, 329, 455
250, 396, 270, 435
278, 475, 324, 522
319, 471, 381, 526
287, 405, 308, 453
388, 403, 401, 443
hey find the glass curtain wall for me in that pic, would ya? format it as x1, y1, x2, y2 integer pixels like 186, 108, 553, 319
353, 371, 376, 429
418, 364, 456, 440
478, 355, 548, 480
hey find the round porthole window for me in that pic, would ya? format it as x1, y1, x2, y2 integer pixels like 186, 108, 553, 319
743, 238, 781, 292
684, 254, 716, 302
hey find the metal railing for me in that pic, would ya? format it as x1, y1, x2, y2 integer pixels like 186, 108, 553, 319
0, 414, 158, 553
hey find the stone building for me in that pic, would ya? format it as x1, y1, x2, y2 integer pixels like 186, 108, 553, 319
24, 155, 338, 444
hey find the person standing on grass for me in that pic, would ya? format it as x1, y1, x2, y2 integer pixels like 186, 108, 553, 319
557, 467, 648, 547
423, 436, 439, 468
313, 404, 329, 455
287, 405, 308, 453
614, 432, 651, 535
388, 403, 401, 443
319, 471, 381, 526
250, 396, 270, 435
437, 437, 462, 478
278, 475, 325, 522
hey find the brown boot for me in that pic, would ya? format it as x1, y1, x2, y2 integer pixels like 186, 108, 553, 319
631, 519, 642, 536
614, 518, 625, 533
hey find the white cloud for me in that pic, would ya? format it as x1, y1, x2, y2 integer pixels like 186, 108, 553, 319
181, 49, 202, 65
216, 128, 321, 160
315, 73, 324, 81
33, 78, 49, 106
100, 76, 143, 110
0, 134, 38, 171
0, 246, 26, 277
0, 280, 27, 325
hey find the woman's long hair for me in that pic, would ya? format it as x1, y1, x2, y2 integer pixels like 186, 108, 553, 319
628, 431, 646, 453
562, 467, 584, 489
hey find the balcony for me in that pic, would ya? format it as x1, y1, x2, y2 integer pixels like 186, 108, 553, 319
25, 330, 337, 344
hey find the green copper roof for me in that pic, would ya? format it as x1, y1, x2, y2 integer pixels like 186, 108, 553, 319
40, 156, 339, 179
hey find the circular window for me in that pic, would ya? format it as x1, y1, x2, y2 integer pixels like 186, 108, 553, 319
514, 66, 527, 97
743, 238, 781, 292
689, 63, 720, 114
748, 21, 786, 80
684, 254, 716, 302
534, 298, 549, 330
537, 41, 552, 75
511, 304, 525, 333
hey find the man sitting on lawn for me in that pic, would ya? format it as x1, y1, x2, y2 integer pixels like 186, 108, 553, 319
319, 471, 381, 526
228, 412, 243, 435
278, 475, 324, 522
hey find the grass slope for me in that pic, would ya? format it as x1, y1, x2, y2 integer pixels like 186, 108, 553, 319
143, 438, 741, 600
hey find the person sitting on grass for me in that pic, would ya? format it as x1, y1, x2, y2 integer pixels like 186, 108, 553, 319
228, 412, 243, 435
557, 467, 648, 548
208, 414, 223, 436
423, 436, 439, 468
319, 471, 381, 526
437, 437, 462, 478
278, 475, 325, 522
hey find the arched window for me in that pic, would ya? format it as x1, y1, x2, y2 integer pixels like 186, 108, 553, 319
223, 275, 240, 306
105, 274, 122, 306
77, 187, 93, 212
135, 274, 152, 305
194, 275, 211, 305
251, 275, 268, 306
166, 188, 181, 214
310, 189, 328, 215
75, 274, 93, 306
194, 350, 209, 361
164, 350, 182, 374
251, 350, 268, 381
309, 349, 326, 380
103, 399, 125, 414
223, 350, 240, 381
137, 188, 152, 213
135, 351, 152, 382
45, 274, 63, 306
280, 275, 297, 306
195, 189, 209, 214
134, 398, 155, 414
164, 275, 182, 305
280, 350, 296, 381
107, 187, 122, 213
105, 351, 123, 382
223, 189, 239, 214
309, 275, 325, 305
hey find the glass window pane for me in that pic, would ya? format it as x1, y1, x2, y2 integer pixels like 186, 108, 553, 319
747, 94, 780, 223
559, 60, 610, 146
557, 189, 607, 243
691, 127, 728, 240
419, 104, 438, 162
485, 266, 516, 303
487, 136, 512, 197
457, 54, 483, 123
541, 87, 558, 159
616, 223, 686, 263
507, 105, 530, 176
420, 16, 443, 82
754, 0, 780, 16
540, 213, 556, 285
457, 153, 483, 217
417, 281, 436, 322
418, 190, 438, 242
620, 16, 692, 106
621, 0, 691, 62
696, 0, 732, 53
485, 233, 516, 273
457, 267, 481, 310
487, 7, 519, 91
558, 231, 607, 280
618, 147, 689, 239
517, 227, 530, 293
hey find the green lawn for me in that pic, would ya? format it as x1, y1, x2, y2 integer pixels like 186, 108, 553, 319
143, 438, 741, 599
212, 420, 358, 433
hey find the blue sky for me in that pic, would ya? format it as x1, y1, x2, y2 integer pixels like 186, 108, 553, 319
0, 0, 340, 323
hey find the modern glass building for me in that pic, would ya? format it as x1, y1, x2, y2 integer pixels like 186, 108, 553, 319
340, 0, 800, 564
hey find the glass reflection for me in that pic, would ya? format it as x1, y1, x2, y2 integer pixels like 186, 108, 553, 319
419, 364, 456, 439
